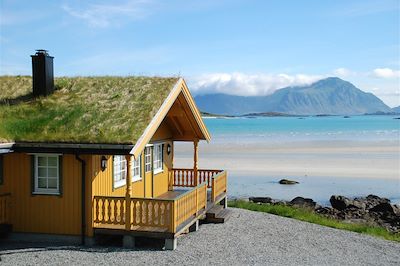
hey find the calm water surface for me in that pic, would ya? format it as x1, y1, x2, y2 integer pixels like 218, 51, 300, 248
204, 115, 400, 143
228, 175, 400, 205
202, 115, 400, 205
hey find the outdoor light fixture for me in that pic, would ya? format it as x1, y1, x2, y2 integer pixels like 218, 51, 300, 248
167, 144, 172, 155
100, 156, 107, 171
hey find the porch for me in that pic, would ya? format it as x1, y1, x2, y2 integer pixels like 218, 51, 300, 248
92, 168, 227, 249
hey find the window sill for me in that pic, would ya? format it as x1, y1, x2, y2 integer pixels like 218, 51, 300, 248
132, 177, 142, 183
114, 180, 126, 189
32, 191, 61, 196
153, 169, 164, 175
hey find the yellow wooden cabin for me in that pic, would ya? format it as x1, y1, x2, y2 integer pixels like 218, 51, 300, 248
0, 51, 228, 250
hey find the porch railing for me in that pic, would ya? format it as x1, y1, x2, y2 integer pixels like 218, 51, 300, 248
172, 168, 223, 188
211, 171, 227, 202
93, 182, 207, 233
0, 193, 11, 224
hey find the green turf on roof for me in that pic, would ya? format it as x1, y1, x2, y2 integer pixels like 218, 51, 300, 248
0, 76, 179, 144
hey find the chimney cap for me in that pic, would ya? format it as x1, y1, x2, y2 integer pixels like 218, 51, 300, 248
35, 49, 49, 56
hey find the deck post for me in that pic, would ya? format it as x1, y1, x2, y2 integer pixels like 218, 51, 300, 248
189, 220, 199, 232
165, 238, 177, 250
125, 155, 132, 231
193, 139, 198, 186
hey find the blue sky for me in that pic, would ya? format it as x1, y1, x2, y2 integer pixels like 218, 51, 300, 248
1, 0, 399, 106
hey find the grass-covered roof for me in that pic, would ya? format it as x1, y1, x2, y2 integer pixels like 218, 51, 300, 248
0, 76, 179, 144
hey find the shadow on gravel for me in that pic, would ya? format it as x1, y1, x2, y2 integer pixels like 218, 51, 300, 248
0, 236, 166, 255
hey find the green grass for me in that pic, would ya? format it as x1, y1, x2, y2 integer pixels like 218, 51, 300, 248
229, 200, 400, 242
0, 76, 179, 144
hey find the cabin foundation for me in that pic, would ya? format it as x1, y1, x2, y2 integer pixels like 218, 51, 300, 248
123, 235, 136, 249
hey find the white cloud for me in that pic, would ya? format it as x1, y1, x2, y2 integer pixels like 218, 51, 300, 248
188, 73, 323, 96
333, 68, 352, 77
372, 68, 400, 79
62, 0, 153, 28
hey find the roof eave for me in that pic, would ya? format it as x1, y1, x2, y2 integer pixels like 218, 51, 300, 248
4, 142, 134, 155
129, 77, 211, 159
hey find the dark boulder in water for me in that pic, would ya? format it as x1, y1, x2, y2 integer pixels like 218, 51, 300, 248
279, 179, 299, 185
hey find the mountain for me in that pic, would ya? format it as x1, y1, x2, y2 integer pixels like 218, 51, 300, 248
392, 106, 400, 113
194, 77, 391, 115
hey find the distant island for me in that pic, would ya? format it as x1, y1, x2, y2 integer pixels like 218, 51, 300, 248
195, 77, 397, 116
201, 111, 301, 118
201, 111, 400, 118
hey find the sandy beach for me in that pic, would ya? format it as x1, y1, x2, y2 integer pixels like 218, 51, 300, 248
174, 140, 400, 180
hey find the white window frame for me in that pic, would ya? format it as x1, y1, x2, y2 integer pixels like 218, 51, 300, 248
153, 143, 163, 174
131, 154, 142, 182
145, 147, 152, 173
33, 154, 60, 195
113, 155, 127, 188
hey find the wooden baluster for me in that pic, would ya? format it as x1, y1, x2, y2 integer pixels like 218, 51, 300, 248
148, 201, 153, 225
101, 198, 105, 223
93, 198, 98, 223
131, 199, 135, 226
113, 199, 118, 224
108, 199, 112, 223
142, 201, 146, 225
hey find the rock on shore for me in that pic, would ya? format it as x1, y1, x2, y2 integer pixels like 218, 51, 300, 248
249, 194, 400, 233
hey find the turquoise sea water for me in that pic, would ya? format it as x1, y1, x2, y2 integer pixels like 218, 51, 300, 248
201, 115, 400, 205
203, 115, 400, 143
228, 175, 400, 206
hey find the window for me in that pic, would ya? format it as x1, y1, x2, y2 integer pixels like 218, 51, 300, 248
131, 155, 142, 182
0, 155, 3, 185
34, 154, 60, 194
113, 156, 127, 188
145, 147, 152, 173
153, 143, 163, 174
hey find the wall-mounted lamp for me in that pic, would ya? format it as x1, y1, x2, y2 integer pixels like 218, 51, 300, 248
167, 144, 172, 155
100, 156, 108, 171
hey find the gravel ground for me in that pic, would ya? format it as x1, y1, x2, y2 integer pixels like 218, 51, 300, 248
0, 208, 399, 266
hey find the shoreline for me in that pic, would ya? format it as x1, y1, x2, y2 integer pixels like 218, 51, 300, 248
174, 139, 400, 180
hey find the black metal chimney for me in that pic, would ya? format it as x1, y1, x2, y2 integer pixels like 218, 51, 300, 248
31, 49, 54, 97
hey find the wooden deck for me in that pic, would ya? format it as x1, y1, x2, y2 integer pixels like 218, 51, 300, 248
92, 170, 227, 239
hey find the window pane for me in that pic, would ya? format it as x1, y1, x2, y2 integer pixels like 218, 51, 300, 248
48, 167, 58, 177
48, 157, 57, 167
48, 178, 57, 189
38, 167, 47, 177
38, 178, 47, 188
38, 156, 47, 166
114, 172, 121, 182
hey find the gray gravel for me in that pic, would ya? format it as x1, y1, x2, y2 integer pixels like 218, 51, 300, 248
1, 208, 399, 266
